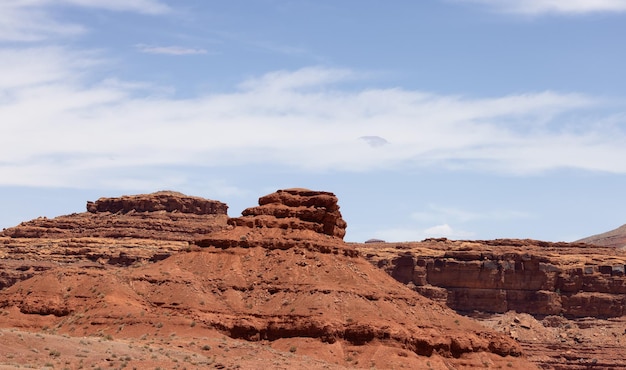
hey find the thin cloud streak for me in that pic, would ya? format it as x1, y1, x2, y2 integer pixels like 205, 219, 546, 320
455, 0, 626, 15
373, 224, 475, 242
412, 205, 532, 223
135, 44, 209, 56
0, 0, 168, 41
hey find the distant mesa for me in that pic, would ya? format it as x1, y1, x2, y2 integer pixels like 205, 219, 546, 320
86, 190, 228, 215
365, 238, 386, 244
577, 223, 626, 249
1, 191, 229, 242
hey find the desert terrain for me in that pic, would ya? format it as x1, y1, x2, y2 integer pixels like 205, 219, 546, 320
0, 189, 624, 369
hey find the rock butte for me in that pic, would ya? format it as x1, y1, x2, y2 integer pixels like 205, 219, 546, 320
0, 189, 623, 369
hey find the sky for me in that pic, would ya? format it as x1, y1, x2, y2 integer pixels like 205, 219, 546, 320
1, 0, 626, 243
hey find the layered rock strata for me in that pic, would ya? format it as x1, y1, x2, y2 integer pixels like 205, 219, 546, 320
230, 188, 347, 238
197, 188, 355, 256
358, 239, 626, 318
2, 191, 229, 242
0, 192, 229, 289
0, 189, 529, 368
358, 239, 626, 369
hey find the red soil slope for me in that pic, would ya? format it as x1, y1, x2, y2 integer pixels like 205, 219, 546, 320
0, 190, 532, 369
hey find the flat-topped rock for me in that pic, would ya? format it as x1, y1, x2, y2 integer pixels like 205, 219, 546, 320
86, 191, 228, 215
1, 192, 230, 242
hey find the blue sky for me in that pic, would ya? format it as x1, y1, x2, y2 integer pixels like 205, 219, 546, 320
1, 0, 626, 242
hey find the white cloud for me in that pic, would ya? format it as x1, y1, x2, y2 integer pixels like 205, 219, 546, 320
373, 224, 475, 242
135, 44, 209, 56
1, 47, 625, 189
0, 0, 168, 41
455, 0, 626, 15
59, 0, 170, 14
411, 205, 531, 223
0, 3, 84, 41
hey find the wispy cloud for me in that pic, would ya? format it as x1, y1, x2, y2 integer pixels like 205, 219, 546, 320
454, 0, 626, 15
368, 205, 529, 242
0, 0, 168, 42
0, 3, 84, 42
1, 51, 625, 189
411, 205, 531, 223
59, 0, 170, 15
135, 44, 209, 56
373, 224, 475, 242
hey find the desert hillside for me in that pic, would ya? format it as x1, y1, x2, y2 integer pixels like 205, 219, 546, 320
1, 190, 624, 369
577, 223, 626, 249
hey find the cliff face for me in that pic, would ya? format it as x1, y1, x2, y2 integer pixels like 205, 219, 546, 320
358, 239, 626, 369
1, 191, 229, 242
0, 191, 229, 290
358, 239, 626, 318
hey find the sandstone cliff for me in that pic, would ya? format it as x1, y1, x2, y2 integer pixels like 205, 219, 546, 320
358, 239, 626, 318
358, 238, 626, 369
2, 191, 229, 241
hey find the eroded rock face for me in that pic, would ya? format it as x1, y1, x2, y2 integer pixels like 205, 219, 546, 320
86, 191, 228, 215
197, 189, 354, 256
230, 188, 347, 239
359, 239, 626, 369
2, 191, 229, 242
359, 239, 626, 318
0, 188, 529, 368
0, 192, 229, 289
0, 237, 525, 368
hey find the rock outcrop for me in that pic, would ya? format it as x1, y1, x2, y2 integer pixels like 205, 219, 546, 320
358, 239, 626, 369
196, 189, 355, 256
86, 191, 228, 215
2, 191, 229, 242
358, 239, 626, 318
0, 189, 531, 369
230, 188, 347, 238
0, 191, 229, 289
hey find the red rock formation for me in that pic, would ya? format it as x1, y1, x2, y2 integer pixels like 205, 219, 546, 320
230, 188, 347, 239
2, 191, 229, 242
86, 190, 228, 215
0, 189, 531, 369
358, 239, 626, 369
197, 188, 354, 256
359, 239, 626, 318
0, 237, 526, 368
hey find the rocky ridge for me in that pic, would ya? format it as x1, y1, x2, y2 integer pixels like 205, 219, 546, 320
0, 189, 529, 369
2, 191, 229, 242
358, 238, 626, 368
358, 238, 626, 318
